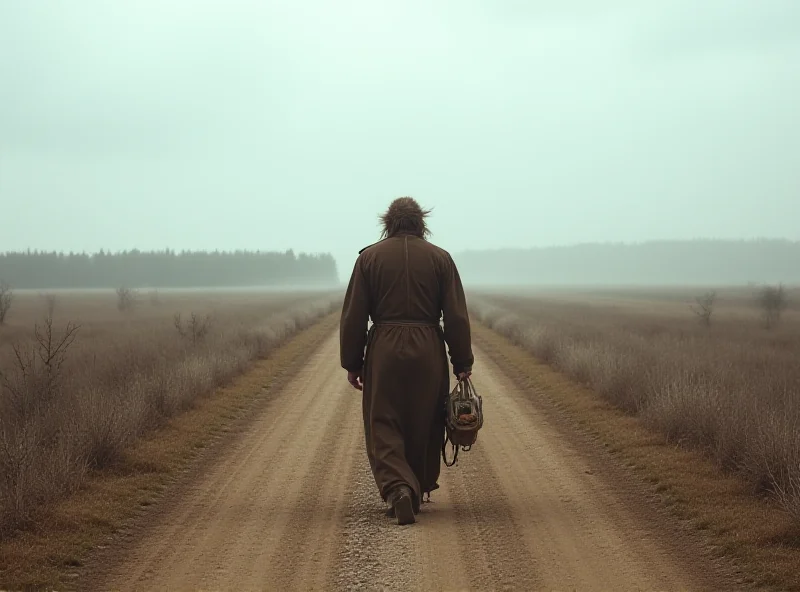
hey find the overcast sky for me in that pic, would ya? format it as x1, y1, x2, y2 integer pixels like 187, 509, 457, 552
2, 0, 799, 275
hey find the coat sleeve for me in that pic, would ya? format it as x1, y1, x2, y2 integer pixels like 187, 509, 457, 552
441, 253, 474, 376
340, 255, 370, 373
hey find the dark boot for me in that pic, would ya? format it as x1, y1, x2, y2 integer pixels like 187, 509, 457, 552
385, 494, 421, 518
387, 485, 416, 525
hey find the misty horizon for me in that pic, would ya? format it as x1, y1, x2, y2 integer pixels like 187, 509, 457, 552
2, 238, 798, 288
3, 1, 800, 275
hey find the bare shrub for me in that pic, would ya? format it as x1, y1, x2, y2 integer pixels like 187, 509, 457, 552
757, 284, 788, 329
174, 312, 212, 345
0, 314, 80, 529
690, 290, 716, 327
116, 286, 138, 312
745, 412, 800, 521
79, 385, 145, 469
0, 281, 12, 325
1, 314, 80, 416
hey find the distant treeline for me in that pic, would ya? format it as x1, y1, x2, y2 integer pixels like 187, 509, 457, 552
455, 240, 800, 286
0, 249, 339, 289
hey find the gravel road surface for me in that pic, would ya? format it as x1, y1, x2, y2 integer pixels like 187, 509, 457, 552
95, 330, 717, 591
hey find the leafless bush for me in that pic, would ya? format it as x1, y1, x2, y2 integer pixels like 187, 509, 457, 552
116, 286, 138, 312
1, 314, 80, 415
757, 284, 788, 329
690, 290, 716, 327
174, 312, 212, 345
0, 313, 80, 528
750, 415, 800, 523
0, 281, 13, 325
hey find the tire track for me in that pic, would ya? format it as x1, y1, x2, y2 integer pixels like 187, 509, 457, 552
467, 343, 698, 591
92, 328, 719, 591
96, 332, 360, 591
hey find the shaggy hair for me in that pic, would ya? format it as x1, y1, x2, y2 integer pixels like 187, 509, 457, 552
379, 197, 432, 239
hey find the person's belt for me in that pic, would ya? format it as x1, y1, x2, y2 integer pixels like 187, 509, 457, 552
372, 320, 440, 328
365, 320, 444, 351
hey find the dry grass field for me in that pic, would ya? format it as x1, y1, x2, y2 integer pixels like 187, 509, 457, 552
0, 288, 342, 536
470, 286, 800, 524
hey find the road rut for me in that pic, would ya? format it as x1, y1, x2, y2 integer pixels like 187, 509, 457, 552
95, 329, 717, 591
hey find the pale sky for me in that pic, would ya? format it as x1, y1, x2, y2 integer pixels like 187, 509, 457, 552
2, 0, 799, 277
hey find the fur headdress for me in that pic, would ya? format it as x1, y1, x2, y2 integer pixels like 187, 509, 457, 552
379, 197, 432, 239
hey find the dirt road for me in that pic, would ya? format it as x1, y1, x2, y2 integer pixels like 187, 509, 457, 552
95, 329, 718, 591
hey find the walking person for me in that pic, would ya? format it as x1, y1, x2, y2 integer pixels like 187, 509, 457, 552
340, 197, 474, 525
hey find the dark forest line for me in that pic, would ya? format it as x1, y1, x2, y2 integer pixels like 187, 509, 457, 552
0, 249, 339, 289
454, 239, 800, 286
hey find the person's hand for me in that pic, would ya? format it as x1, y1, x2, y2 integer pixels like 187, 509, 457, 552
457, 371, 472, 381
347, 370, 363, 391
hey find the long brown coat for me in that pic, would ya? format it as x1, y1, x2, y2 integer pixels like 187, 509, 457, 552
340, 232, 474, 509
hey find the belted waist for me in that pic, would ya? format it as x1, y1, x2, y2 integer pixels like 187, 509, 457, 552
365, 320, 444, 352
371, 319, 441, 328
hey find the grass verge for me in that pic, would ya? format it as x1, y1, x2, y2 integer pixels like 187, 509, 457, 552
474, 322, 800, 592
0, 312, 338, 591
1, 292, 341, 535
469, 294, 800, 522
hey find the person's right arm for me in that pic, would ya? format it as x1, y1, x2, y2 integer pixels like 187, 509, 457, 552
441, 253, 474, 377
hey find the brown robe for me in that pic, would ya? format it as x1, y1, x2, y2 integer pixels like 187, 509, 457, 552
340, 232, 474, 509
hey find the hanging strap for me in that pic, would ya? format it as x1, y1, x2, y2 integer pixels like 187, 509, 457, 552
442, 433, 459, 467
